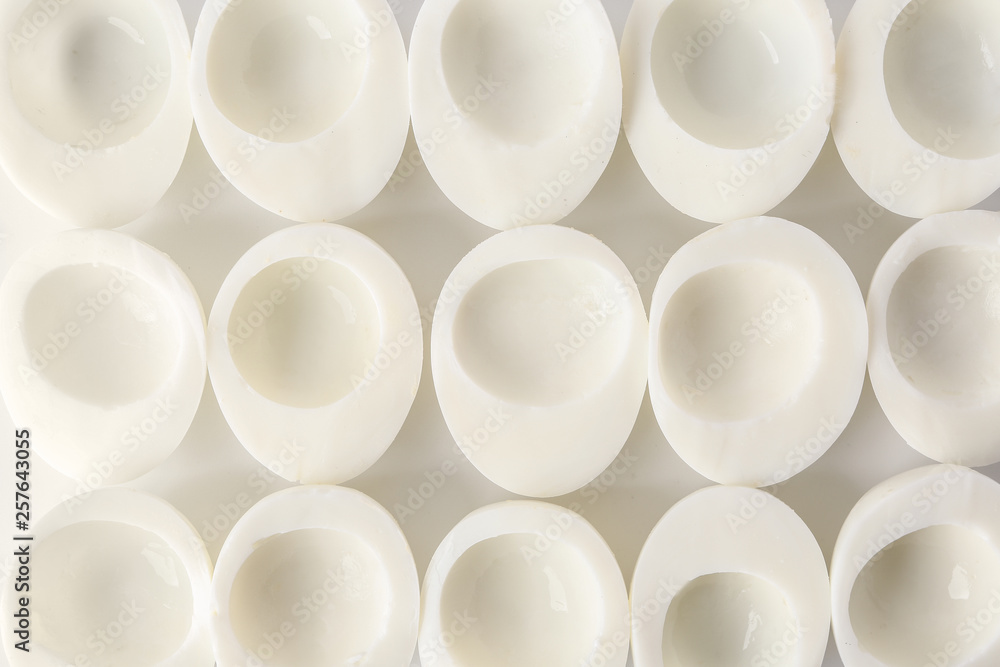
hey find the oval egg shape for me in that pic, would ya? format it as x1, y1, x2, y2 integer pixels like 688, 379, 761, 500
832, 465, 1000, 667
834, 0, 1000, 218
0, 229, 207, 485
191, 0, 410, 222
210, 486, 419, 667
632, 485, 830, 667
0, 488, 214, 667
621, 0, 835, 223
0, 0, 193, 227
648, 217, 867, 486
409, 0, 622, 230
431, 225, 648, 497
867, 209, 1000, 466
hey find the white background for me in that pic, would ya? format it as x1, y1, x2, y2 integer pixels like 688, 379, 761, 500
2, 0, 1000, 666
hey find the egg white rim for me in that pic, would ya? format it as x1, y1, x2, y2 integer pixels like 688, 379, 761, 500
648, 216, 867, 487
419, 500, 630, 667
833, 0, 1000, 219
0, 487, 214, 667
430, 225, 648, 498
207, 222, 422, 485
0, 0, 193, 228
621, 0, 835, 224
0, 229, 207, 485
190, 0, 409, 223
210, 485, 419, 667
830, 464, 1000, 667
408, 0, 622, 230
867, 209, 1000, 466
630, 485, 830, 667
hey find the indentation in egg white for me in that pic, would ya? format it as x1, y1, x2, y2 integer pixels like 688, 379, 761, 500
229, 528, 390, 667
658, 262, 821, 422
452, 258, 631, 407
34, 520, 194, 666
440, 0, 606, 146
439, 533, 602, 667
662, 572, 797, 667
227, 257, 381, 409
22, 264, 181, 408
649, 0, 821, 150
206, 0, 369, 143
7, 0, 172, 147
883, 0, 1000, 161
886, 245, 1000, 403
849, 524, 1000, 667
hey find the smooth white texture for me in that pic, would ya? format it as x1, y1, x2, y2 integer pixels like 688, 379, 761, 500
208, 223, 422, 484
2, 3, 999, 667
833, 0, 1000, 218
631, 485, 831, 667
0, 229, 206, 485
409, 0, 622, 230
867, 209, 1000, 466
431, 225, 648, 497
190, 0, 409, 223
622, 0, 835, 223
649, 216, 868, 486
831, 465, 1000, 667
419, 501, 629, 667
210, 485, 419, 667
0, 488, 214, 667
0, 0, 193, 228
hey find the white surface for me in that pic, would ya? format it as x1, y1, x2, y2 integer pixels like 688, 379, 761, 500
1, 0, 1000, 666
431, 225, 647, 498
631, 486, 830, 667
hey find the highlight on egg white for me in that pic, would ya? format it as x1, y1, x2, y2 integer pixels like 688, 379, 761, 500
409, 0, 623, 230
0, 0, 193, 227
190, 0, 410, 223
832, 465, 1000, 667
0, 229, 207, 486
0, 488, 215, 667
431, 225, 648, 498
648, 216, 867, 487
632, 485, 830, 667
867, 209, 1000, 466
210, 486, 419, 667
621, 0, 836, 223
834, 0, 1000, 218
419, 500, 629, 667
208, 223, 422, 486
